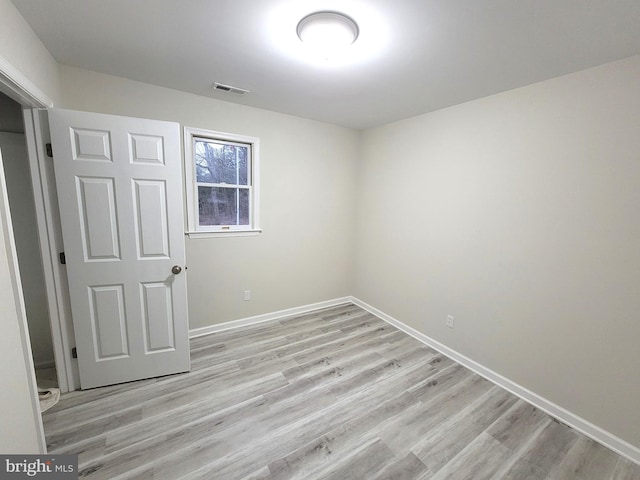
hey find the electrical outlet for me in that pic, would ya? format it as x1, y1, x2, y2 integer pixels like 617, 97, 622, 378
243, 290, 251, 301
446, 314, 455, 329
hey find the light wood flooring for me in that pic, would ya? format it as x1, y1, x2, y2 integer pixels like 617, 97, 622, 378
43, 303, 640, 479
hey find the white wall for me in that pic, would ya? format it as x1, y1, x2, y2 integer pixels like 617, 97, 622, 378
58, 65, 359, 328
0, 0, 60, 105
0, 131, 54, 367
355, 55, 640, 449
0, 146, 45, 453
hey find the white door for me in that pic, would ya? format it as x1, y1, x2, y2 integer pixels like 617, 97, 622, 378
49, 109, 189, 389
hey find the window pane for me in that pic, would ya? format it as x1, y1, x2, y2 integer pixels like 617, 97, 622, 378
198, 186, 236, 225
194, 140, 215, 183
195, 140, 246, 185
238, 146, 248, 185
198, 186, 250, 226
239, 189, 249, 225
220, 144, 237, 184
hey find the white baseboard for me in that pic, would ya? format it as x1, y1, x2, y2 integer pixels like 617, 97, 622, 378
189, 297, 352, 339
349, 296, 640, 466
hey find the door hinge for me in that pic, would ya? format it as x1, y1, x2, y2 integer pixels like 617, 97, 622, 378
71, 347, 77, 359
59, 252, 66, 265
46, 143, 53, 158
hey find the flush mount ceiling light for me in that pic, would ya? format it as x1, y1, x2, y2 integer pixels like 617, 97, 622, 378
268, 3, 386, 67
296, 11, 359, 60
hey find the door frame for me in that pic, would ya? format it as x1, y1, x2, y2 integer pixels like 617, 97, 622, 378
24, 109, 79, 392
0, 55, 53, 453
0, 56, 80, 393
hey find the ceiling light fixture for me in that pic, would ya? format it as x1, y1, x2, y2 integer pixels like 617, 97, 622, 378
296, 11, 359, 60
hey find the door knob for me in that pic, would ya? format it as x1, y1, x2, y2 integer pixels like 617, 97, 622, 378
171, 265, 182, 275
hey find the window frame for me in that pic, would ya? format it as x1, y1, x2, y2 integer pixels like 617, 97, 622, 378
184, 126, 261, 238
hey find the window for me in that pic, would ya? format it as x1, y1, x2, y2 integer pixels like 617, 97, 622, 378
184, 127, 260, 237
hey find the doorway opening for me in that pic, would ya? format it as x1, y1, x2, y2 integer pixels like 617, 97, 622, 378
0, 91, 57, 393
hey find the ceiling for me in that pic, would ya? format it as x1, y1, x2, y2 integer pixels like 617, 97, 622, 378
11, 0, 640, 130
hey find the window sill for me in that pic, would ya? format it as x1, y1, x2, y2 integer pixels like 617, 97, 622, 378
185, 229, 262, 239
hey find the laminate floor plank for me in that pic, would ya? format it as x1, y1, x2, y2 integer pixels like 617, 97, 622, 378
194, 307, 372, 354
44, 364, 235, 437
189, 311, 371, 364
78, 394, 273, 478
485, 399, 551, 451
44, 355, 238, 424
194, 303, 362, 348
380, 370, 490, 454
286, 322, 394, 366
549, 436, 621, 480
42, 303, 639, 480
369, 452, 431, 480
610, 457, 640, 480
413, 387, 519, 472
285, 329, 407, 377
43, 378, 159, 413
310, 437, 396, 480
105, 388, 271, 453
46, 353, 282, 444
186, 353, 451, 480
199, 318, 386, 372
171, 352, 445, 480
429, 432, 513, 480
266, 389, 421, 480
498, 419, 579, 479
149, 355, 417, 478
76, 375, 286, 471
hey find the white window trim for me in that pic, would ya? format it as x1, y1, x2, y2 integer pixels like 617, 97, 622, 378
183, 126, 261, 238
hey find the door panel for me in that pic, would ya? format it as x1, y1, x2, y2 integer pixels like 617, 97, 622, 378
77, 176, 120, 260
133, 180, 169, 258
140, 282, 175, 351
71, 128, 111, 162
89, 284, 128, 359
129, 134, 165, 165
49, 108, 189, 389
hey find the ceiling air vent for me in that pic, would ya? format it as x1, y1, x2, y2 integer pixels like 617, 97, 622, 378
212, 82, 250, 95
